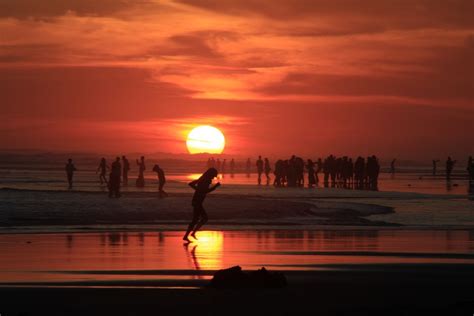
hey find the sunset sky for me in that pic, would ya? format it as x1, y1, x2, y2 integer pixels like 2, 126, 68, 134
1, 0, 473, 159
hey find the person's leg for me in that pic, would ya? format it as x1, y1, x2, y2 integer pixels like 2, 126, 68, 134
183, 207, 200, 241
191, 207, 208, 238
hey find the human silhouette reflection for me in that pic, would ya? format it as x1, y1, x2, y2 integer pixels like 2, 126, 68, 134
184, 243, 202, 279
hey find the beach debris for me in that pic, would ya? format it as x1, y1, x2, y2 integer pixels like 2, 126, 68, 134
209, 266, 287, 289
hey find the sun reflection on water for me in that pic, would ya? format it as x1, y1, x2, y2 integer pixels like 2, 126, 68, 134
186, 231, 224, 270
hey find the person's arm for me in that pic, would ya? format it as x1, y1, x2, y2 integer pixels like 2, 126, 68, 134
188, 180, 198, 190
207, 182, 221, 193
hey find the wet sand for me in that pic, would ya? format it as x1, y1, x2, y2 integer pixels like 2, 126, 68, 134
0, 230, 473, 315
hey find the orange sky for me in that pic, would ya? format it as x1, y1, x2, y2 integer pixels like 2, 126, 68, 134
0, 0, 473, 159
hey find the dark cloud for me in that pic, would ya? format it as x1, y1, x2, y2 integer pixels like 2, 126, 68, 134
0, 66, 196, 120
0, 0, 140, 19
257, 37, 474, 100
148, 30, 240, 59
177, 0, 474, 31
0, 44, 65, 63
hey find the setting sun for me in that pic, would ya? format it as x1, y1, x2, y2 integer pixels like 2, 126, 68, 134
186, 125, 225, 154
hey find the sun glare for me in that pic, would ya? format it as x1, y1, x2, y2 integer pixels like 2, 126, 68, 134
186, 125, 225, 154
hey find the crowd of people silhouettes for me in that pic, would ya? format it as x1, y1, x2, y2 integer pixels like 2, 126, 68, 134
64, 154, 473, 241
64, 156, 167, 199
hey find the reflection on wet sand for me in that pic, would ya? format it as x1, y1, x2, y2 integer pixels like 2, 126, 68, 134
0, 230, 473, 285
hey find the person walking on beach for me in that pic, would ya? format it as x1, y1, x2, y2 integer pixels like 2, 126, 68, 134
390, 159, 396, 175
152, 164, 168, 198
122, 156, 130, 185
136, 156, 146, 187
256, 156, 264, 185
264, 158, 271, 185
109, 157, 122, 198
65, 158, 77, 189
306, 159, 316, 188
183, 168, 221, 242
446, 157, 456, 180
97, 158, 108, 185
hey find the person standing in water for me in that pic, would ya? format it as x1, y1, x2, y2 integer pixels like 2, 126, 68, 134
390, 159, 396, 174
306, 159, 316, 188
136, 156, 146, 187
446, 157, 456, 180
109, 157, 122, 198
152, 164, 168, 198
65, 158, 77, 189
264, 158, 271, 185
97, 158, 108, 185
183, 168, 220, 242
122, 156, 130, 185
256, 156, 264, 185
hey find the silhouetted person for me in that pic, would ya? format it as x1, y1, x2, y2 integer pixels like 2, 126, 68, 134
432, 159, 440, 176
109, 157, 121, 198
467, 156, 474, 181
65, 158, 77, 189
152, 164, 168, 198
264, 158, 271, 186
354, 157, 365, 189
390, 159, 396, 174
222, 159, 226, 175
306, 159, 316, 188
256, 156, 264, 185
122, 156, 130, 185
136, 156, 146, 187
183, 168, 220, 242
446, 157, 456, 180
295, 156, 305, 187
97, 158, 108, 185
315, 158, 322, 185
274, 160, 283, 187
246, 158, 251, 177
287, 155, 297, 187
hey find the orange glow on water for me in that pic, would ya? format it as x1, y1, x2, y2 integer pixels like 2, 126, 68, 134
0, 230, 473, 285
